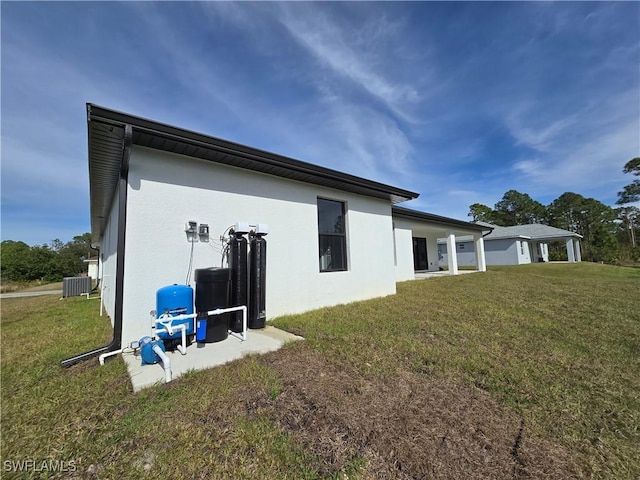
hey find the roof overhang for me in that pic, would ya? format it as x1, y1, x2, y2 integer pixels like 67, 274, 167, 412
88, 104, 419, 244
484, 231, 582, 241
392, 206, 489, 233
527, 233, 583, 240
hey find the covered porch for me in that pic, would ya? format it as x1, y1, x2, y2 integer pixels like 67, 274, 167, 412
534, 236, 582, 263
392, 206, 489, 282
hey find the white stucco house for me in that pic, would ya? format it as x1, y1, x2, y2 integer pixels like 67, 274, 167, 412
438, 222, 582, 267
62, 104, 488, 366
83, 257, 99, 280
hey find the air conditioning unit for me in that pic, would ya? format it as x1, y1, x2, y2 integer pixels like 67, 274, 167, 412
63, 276, 92, 298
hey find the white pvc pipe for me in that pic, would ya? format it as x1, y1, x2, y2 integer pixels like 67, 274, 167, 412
157, 312, 197, 322
155, 323, 188, 355
153, 306, 248, 341
152, 344, 172, 383
99, 348, 123, 366
99, 276, 110, 317
224, 306, 247, 342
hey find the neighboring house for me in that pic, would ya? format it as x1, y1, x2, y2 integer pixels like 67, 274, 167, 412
438, 222, 582, 267
83, 257, 99, 280
65, 104, 488, 364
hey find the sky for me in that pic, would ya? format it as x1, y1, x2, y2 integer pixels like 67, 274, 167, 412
1, 1, 639, 246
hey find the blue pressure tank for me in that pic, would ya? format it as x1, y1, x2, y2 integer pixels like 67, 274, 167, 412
156, 284, 194, 339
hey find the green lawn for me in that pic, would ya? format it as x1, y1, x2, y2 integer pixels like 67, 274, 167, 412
2, 263, 638, 478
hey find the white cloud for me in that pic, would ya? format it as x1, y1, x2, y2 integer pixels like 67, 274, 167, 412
325, 102, 413, 178
505, 86, 639, 199
448, 190, 477, 197
513, 159, 544, 178
506, 110, 580, 153
276, 3, 423, 123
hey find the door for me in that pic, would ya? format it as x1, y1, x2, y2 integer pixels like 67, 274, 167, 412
412, 237, 428, 271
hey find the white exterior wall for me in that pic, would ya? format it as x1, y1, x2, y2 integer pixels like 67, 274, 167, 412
484, 239, 520, 265
393, 220, 415, 282
120, 146, 397, 343
456, 242, 476, 267
99, 185, 120, 325
437, 242, 477, 267
87, 262, 99, 280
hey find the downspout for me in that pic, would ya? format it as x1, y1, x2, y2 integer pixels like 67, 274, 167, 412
91, 245, 101, 293
61, 124, 132, 368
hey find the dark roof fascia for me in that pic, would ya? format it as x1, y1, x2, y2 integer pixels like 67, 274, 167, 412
88, 103, 418, 209
392, 206, 489, 232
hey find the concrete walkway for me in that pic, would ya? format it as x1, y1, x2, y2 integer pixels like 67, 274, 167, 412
1, 290, 63, 299
122, 325, 303, 392
414, 270, 480, 279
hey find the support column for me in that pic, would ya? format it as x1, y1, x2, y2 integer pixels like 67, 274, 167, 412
574, 239, 581, 262
446, 232, 458, 275
566, 238, 576, 262
474, 234, 486, 272
542, 242, 549, 262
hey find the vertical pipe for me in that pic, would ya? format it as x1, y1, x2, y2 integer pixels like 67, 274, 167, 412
152, 344, 172, 383
229, 233, 248, 333
61, 123, 131, 368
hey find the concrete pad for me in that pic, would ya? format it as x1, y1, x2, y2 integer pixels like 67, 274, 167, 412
414, 270, 480, 279
123, 325, 303, 392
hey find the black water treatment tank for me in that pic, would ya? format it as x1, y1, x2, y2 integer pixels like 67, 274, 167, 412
229, 234, 248, 333
249, 235, 267, 329
195, 267, 231, 342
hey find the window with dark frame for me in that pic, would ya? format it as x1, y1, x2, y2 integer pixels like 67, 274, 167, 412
317, 198, 347, 272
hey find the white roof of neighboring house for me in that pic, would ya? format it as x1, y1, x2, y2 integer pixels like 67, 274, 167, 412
438, 222, 582, 243
479, 222, 582, 240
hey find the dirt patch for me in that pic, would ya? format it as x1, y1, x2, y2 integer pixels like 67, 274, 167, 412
257, 345, 578, 479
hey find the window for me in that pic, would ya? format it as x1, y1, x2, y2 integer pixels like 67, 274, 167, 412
317, 198, 347, 271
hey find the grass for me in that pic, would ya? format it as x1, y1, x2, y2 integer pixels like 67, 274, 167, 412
273, 263, 640, 477
1, 263, 639, 478
1, 296, 318, 479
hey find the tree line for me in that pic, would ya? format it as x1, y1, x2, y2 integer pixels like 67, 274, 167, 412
1, 233, 98, 283
468, 158, 639, 264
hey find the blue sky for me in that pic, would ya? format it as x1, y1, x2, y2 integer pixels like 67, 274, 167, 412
2, 1, 639, 246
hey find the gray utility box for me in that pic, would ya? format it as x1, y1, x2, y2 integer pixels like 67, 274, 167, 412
62, 276, 92, 298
